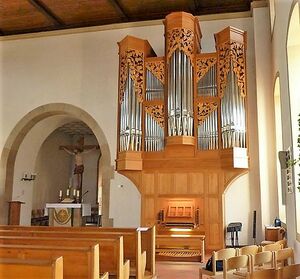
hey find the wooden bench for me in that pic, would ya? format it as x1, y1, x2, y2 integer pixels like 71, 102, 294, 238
0, 244, 100, 279
0, 236, 125, 279
0, 226, 156, 279
0, 256, 63, 279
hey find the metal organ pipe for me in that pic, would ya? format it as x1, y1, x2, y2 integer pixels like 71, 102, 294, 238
119, 71, 142, 152
167, 50, 194, 137
221, 62, 246, 149
197, 63, 218, 150
145, 70, 164, 151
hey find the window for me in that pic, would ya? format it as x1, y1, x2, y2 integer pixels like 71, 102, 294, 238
274, 76, 286, 222
269, 0, 276, 34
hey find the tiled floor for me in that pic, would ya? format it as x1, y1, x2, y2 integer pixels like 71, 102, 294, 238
156, 261, 203, 279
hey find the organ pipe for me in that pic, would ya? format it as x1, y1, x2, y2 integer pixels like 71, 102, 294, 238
221, 66, 246, 148
118, 14, 247, 158
145, 69, 165, 151
167, 50, 194, 136
119, 73, 142, 152
146, 70, 164, 101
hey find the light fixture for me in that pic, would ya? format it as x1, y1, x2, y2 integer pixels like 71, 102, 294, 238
21, 172, 37, 181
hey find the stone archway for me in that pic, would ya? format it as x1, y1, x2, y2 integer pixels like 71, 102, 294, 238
0, 103, 113, 225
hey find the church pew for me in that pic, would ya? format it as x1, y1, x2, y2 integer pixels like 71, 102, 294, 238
0, 225, 155, 275
0, 256, 63, 279
0, 244, 99, 279
0, 226, 155, 279
0, 236, 126, 279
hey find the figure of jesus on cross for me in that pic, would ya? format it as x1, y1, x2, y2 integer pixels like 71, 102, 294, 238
59, 136, 100, 198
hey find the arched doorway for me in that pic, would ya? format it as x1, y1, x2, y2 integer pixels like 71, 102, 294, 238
223, 172, 261, 245
0, 103, 113, 226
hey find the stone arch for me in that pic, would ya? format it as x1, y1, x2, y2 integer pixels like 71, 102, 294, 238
286, 0, 300, 240
0, 103, 113, 225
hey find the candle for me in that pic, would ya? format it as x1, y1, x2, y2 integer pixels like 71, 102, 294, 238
76, 190, 80, 198
66, 189, 70, 197
73, 189, 76, 197
59, 190, 62, 197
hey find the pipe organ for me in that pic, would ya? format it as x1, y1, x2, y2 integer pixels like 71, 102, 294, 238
117, 12, 249, 250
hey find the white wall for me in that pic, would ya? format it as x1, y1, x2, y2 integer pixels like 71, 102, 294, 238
225, 174, 255, 246
109, 173, 141, 227
0, 15, 260, 232
252, 5, 279, 238
32, 131, 72, 211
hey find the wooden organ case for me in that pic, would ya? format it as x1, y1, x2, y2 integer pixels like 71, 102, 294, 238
116, 12, 248, 250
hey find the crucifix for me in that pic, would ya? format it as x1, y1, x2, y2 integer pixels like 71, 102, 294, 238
59, 136, 100, 198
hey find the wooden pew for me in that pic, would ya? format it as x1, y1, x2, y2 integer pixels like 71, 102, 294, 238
0, 244, 99, 279
0, 236, 126, 279
0, 226, 155, 279
0, 225, 155, 278
0, 256, 63, 279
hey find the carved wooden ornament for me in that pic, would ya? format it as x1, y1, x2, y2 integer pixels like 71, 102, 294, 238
145, 104, 165, 128
218, 41, 246, 98
119, 49, 144, 103
166, 28, 194, 65
197, 102, 218, 125
196, 56, 217, 83
145, 60, 165, 84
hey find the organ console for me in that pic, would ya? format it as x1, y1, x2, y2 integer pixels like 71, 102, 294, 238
116, 11, 249, 251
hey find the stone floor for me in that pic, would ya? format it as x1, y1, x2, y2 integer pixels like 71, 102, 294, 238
156, 261, 203, 279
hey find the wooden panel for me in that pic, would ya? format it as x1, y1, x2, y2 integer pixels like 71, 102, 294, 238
208, 223, 220, 246
0, 0, 53, 32
143, 197, 155, 225
142, 173, 155, 195
41, 0, 121, 25
198, 197, 205, 225
207, 172, 218, 194
208, 197, 219, 223
174, 173, 188, 194
189, 172, 204, 194
158, 173, 173, 194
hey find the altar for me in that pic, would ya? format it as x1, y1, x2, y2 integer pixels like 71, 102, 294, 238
45, 203, 91, 227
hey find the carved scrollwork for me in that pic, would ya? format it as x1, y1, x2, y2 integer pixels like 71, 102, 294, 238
119, 49, 144, 104
217, 41, 246, 98
166, 28, 194, 64
145, 60, 165, 84
196, 56, 217, 83
119, 54, 128, 103
197, 102, 218, 124
231, 42, 246, 97
145, 104, 164, 128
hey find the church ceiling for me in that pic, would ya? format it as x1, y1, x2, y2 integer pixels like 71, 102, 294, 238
0, 0, 259, 37
56, 121, 94, 136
